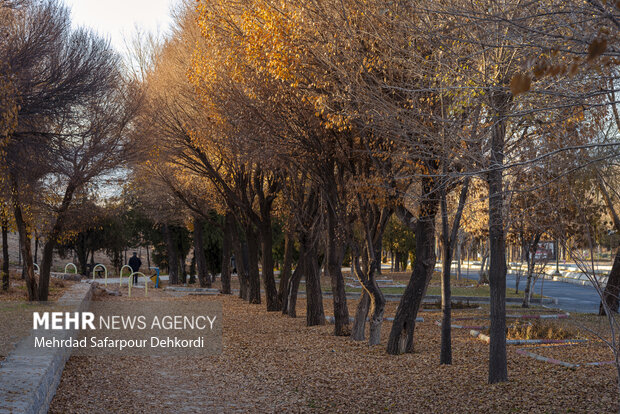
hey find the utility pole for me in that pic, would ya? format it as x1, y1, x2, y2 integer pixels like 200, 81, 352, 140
553, 239, 561, 277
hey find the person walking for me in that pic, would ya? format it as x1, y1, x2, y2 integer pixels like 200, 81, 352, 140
128, 252, 142, 284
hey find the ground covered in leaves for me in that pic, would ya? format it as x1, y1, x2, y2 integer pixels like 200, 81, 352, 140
49, 290, 618, 413
0, 271, 76, 302
0, 272, 76, 361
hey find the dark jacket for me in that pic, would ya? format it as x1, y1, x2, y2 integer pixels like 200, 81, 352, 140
128, 256, 142, 273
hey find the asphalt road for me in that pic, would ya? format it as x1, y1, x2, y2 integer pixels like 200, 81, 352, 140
458, 268, 602, 314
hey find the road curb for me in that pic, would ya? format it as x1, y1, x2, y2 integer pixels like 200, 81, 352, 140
515, 347, 614, 368
325, 316, 424, 324
434, 320, 488, 330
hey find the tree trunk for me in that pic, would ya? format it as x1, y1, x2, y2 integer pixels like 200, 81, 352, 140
514, 242, 523, 294
38, 182, 78, 300
375, 239, 382, 276
193, 216, 211, 288
369, 240, 386, 346
230, 221, 249, 300
522, 234, 541, 308
440, 190, 452, 365
34, 234, 38, 265
238, 239, 250, 301
259, 222, 280, 311
304, 242, 325, 326
326, 210, 350, 336
286, 263, 302, 317
220, 213, 233, 294
246, 226, 261, 304
146, 243, 150, 269
351, 245, 385, 345
351, 291, 370, 341
367, 285, 385, 346
76, 233, 88, 276
39, 238, 57, 301
479, 242, 490, 284
14, 204, 37, 301
439, 177, 469, 365
180, 252, 187, 284
596, 172, 620, 315
278, 230, 293, 308
456, 237, 462, 280
600, 249, 620, 314
89, 249, 95, 271
163, 224, 179, 285
487, 89, 510, 384
522, 249, 534, 308
2, 221, 8, 291
522, 270, 533, 308
387, 194, 438, 354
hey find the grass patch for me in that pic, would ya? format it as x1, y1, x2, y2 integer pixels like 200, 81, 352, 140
482, 320, 581, 340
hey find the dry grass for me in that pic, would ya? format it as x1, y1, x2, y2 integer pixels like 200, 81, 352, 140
48, 290, 619, 413
506, 320, 581, 340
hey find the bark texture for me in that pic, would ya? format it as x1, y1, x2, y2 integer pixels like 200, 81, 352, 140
387, 192, 438, 354
601, 250, 620, 314
163, 224, 179, 285
487, 89, 509, 384
220, 213, 233, 294
277, 230, 293, 309
246, 226, 262, 304
326, 209, 350, 336
193, 216, 211, 288
2, 221, 8, 291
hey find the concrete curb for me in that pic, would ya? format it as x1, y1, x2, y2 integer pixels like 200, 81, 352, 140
452, 313, 570, 321
50, 272, 82, 281
325, 316, 424, 324
468, 329, 588, 346
506, 312, 570, 319
164, 287, 219, 295
434, 320, 488, 330
0, 282, 93, 414
515, 347, 614, 368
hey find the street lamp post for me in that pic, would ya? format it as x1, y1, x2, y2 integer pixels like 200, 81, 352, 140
553, 239, 561, 277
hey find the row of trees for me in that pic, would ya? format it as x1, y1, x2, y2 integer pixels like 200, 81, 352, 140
129, 0, 620, 385
2, 0, 619, 388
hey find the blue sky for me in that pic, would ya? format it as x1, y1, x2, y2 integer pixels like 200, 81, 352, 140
63, 0, 176, 53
